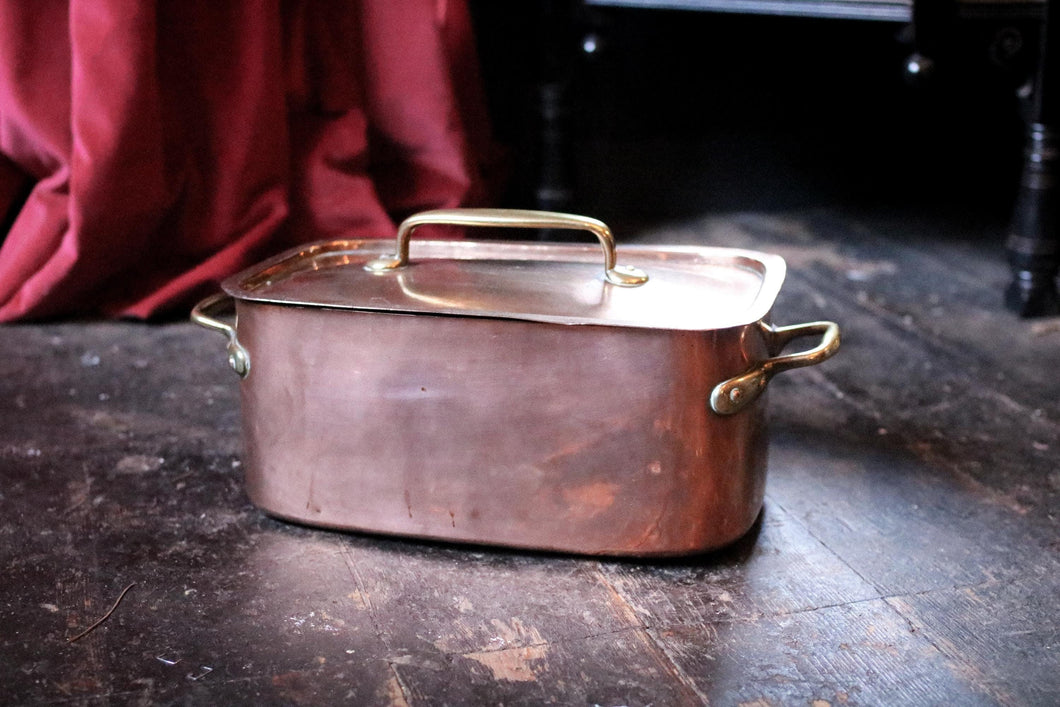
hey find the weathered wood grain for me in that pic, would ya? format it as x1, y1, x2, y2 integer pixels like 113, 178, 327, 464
3, 201, 1060, 705
886, 573, 1060, 707
652, 599, 998, 706
598, 502, 880, 626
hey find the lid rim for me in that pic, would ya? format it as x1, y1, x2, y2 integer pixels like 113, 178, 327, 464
222, 239, 786, 332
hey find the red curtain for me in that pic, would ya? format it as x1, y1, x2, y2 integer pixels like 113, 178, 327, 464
0, 0, 498, 321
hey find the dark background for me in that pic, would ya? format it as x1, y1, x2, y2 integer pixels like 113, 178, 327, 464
469, 4, 1029, 227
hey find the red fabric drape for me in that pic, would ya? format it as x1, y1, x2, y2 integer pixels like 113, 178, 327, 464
0, 0, 497, 321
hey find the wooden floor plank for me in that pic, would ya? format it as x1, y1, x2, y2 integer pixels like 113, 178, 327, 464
394, 627, 706, 706
339, 538, 642, 658
597, 501, 880, 627
651, 598, 999, 706
1, 522, 402, 704
2, 205, 1058, 704
886, 574, 1060, 707
766, 393, 1060, 596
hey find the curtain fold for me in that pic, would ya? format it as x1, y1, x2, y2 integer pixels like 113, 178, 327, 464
0, 0, 497, 321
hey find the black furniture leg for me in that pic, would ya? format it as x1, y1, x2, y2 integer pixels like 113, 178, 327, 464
1006, 0, 1060, 316
531, 0, 579, 214
904, 0, 957, 84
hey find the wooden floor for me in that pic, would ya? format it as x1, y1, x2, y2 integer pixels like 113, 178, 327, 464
3, 14, 1060, 706
2, 199, 1058, 705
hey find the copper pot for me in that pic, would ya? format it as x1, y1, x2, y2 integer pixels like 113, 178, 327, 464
193, 209, 839, 556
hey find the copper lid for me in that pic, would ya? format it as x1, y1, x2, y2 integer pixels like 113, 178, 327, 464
223, 209, 785, 331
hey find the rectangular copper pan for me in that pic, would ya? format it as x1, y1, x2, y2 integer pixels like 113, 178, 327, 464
193, 209, 839, 556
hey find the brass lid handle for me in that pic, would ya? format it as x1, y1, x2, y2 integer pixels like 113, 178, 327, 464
365, 208, 649, 287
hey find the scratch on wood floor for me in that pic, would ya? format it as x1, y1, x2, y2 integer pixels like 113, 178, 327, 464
345, 590, 371, 611
383, 663, 411, 707
593, 566, 646, 628
488, 617, 546, 648
464, 642, 550, 683
67, 582, 136, 644
884, 595, 1017, 706
339, 544, 396, 660
593, 570, 709, 703
1030, 317, 1060, 336
737, 699, 774, 707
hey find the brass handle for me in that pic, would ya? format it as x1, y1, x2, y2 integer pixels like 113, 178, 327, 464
710, 321, 840, 415
190, 293, 250, 378
364, 208, 649, 287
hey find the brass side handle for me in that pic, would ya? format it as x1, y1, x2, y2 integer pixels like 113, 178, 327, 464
364, 208, 649, 287
710, 321, 840, 415
190, 293, 250, 378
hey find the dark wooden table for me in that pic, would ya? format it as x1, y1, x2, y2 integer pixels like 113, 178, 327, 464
2, 205, 1057, 705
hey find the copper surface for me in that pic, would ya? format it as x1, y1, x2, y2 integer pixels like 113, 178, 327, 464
193, 209, 839, 556
235, 301, 771, 556
224, 239, 785, 331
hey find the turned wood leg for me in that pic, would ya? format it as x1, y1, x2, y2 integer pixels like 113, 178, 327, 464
533, 79, 574, 212
1006, 0, 1060, 316
530, 0, 578, 216
1006, 123, 1060, 315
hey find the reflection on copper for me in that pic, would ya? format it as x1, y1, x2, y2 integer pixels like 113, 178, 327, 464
192, 222, 839, 556
234, 302, 773, 556
223, 238, 785, 331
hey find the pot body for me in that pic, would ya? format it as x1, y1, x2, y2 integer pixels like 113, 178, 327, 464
235, 300, 771, 556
